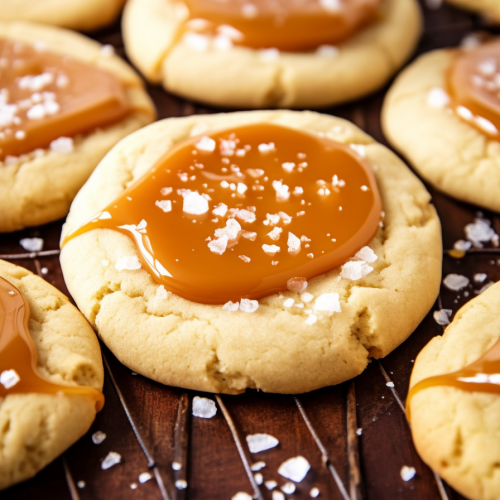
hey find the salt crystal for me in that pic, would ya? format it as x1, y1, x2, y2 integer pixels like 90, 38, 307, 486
251, 461, 266, 471
20, 237, 43, 252
293, 186, 304, 196
265, 480, 278, 490
386, 381, 395, 388
237, 183, 248, 195
101, 451, 121, 470
156, 200, 172, 212
172, 462, 182, 471
314, 293, 341, 315
92, 431, 106, 444
215, 218, 241, 240
239, 255, 251, 263
183, 191, 209, 215
310, 487, 320, 497
0, 369, 20, 389
278, 456, 311, 482
139, 472, 152, 483
427, 88, 450, 109
212, 203, 228, 217
433, 309, 452, 326
77, 481, 85, 488
260, 48, 280, 61
356, 428, 362, 436
287, 277, 308, 293
236, 209, 255, 223
355, 246, 377, 263
340, 260, 373, 280
258, 142, 276, 154
272, 180, 290, 201
266, 213, 281, 225
232, 493, 252, 500
223, 301, 239, 312
41, 267, 48, 275
50, 137, 73, 153
350, 144, 366, 157
192, 396, 217, 418
443, 274, 469, 291
156, 285, 169, 299
400, 466, 416, 481
267, 227, 282, 241
476, 116, 498, 135
288, 232, 301, 256
282, 162, 295, 172
454, 239, 472, 251
316, 45, 339, 57
461, 33, 481, 49
263, 244, 280, 256
161, 187, 173, 196
100, 44, 115, 56
282, 482, 296, 494
115, 256, 141, 271
208, 235, 229, 255
175, 479, 188, 490
301, 292, 314, 303
305, 314, 317, 325
195, 136, 216, 152
130, 483, 138, 489
272, 492, 285, 500
254, 473, 263, 485
240, 298, 259, 313
279, 211, 292, 224
246, 433, 279, 453
465, 218, 497, 247
474, 273, 487, 283
283, 298, 294, 308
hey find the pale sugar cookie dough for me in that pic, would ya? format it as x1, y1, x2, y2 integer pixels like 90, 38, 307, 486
409, 282, 500, 500
0, 0, 126, 32
0, 259, 104, 490
60, 110, 442, 395
122, 0, 422, 109
0, 22, 155, 233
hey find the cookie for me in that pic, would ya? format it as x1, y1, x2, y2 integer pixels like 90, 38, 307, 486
382, 40, 500, 213
408, 282, 500, 500
0, 0, 126, 32
0, 21, 156, 233
60, 110, 442, 395
0, 259, 104, 490
446, 0, 500, 22
122, 0, 422, 109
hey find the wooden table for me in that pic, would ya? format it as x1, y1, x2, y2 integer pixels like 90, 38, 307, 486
2, 1, 498, 499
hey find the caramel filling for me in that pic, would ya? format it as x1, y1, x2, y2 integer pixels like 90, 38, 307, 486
0, 38, 131, 161
0, 276, 104, 411
448, 39, 500, 139
183, 0, 382, 51
407, 337, 500, 422
63, 123, 382, 305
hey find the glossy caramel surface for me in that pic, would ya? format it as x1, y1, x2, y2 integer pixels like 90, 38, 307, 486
64, 123, 382, 304
449, 39, 500, 139
0, 276, 104, 411
0, 38, 131, 161
183, 0, 382, 51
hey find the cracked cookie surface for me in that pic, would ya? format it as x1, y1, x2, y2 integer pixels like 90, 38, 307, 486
122, 0, 422, 109
61, 110, 442, 395
382, 48, 500, 213
409, 282, 500, 500
0, 259, 104, 490
0, 21, 155, 233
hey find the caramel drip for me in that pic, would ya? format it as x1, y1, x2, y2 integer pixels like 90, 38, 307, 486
63, 123, 382, 305
0, 38, 131, 160
448, 39, 500, 140
407, 337, 500, 422
0, 276, 104, 411
183, 0, 382, 51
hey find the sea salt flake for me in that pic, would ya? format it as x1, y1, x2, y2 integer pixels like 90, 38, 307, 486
240, 298, 259, 313
77, 481, 85, 489
305, 314, 317, 325
266, 213, 281, 225
236, 209, 255, 223
310, 487, 320, 497
279, 211, 292, 224
139, 472, 152, 483
443, 274, 469, 291
427, 88, 450, 108
175, 479, 188, 490
301, 292, 314, 303
293, 186, 304, 196
0, 369, 20, 389
288, 232, 301, 255
251, 461, 266, 471
212, 203, 228, 217
287, 277, 308, 293
208, 235, 229, 255
457, 105, 473, 120
265, 480, 278, 490
192, 396, 217, 418
258, 142, 276, 154
20, 237, 43, 252
476, 116, 498, 134
355, 246, 377, 263
222, 301, 239, 311
183, 191, 209, 215
433, 309, 452, 326
232, 493, 252, 500
454, 239, 472, 251
278, 456, 311, 482
253, 472, 264, 485
386, 381, 395, 388
340, 260, 373, 280
272, 180, 290, 201
50, 136, 73, 153
130, 483, 137, 490
474, 273, 487, 283
115, 256, 141, 271
242, 231, 257, 241
237, 183, 248, 195
400, 466, 416, 482
272, 492, 285, 500
314, 293, 341, 315
239, 255, 251, 263
101, 452, 121, 470
215, 218, 241, 241
356, 428, 362, 436
195, 136, 216, 152
172, 462, 182, 470
350, 144, 366, 157
161, 187, 173, 196
282, 482, 296, 494
283, 298, 295, 308
465, 218, 497, 247
267, 227, 282, 241
156, 200, 172, 212
92, 431, 106, 444
263, 244, 280, 256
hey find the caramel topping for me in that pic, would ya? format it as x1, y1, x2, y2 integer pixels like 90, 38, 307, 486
64, 123, 382, 305
448, 39, 500, 139
183, 0, 382, 51
0, 276, 104, 411
0, 38, 131, 161
407, 337, 500, 421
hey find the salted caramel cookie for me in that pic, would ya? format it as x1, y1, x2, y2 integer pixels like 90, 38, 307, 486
122, 0, 422, 109
446, 0, 500, 23
0, 21, 155, 233
60, 110, 442, 395
0, 0, 126, 32
0, 259, 104, 490
382, 39, 500, 212
408, 282, 500, 500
